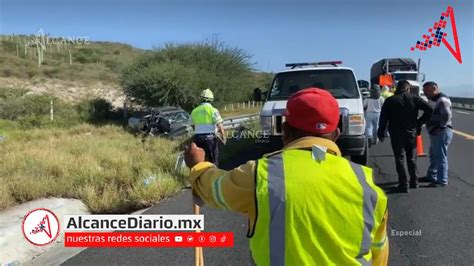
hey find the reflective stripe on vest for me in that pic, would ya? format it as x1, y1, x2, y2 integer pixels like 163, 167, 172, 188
267, 153, 285, 266
350, 162, 378, 265
250, 149, 386, 266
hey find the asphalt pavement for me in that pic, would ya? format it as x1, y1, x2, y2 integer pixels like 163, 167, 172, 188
64, 110, 474, 266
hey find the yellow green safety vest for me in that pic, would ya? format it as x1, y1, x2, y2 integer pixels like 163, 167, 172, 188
381, 91, 393, 99
249, 148, 387, 266
191, 103, 223, 134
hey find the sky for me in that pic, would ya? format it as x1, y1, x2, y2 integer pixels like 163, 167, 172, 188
0, 0, 473, 97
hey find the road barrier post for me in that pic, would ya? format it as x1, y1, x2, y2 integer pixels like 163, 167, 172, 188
50, 99, 54, 121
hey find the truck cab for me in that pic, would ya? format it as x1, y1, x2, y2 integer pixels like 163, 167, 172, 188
260, 61, 369, 165
391, 71, 427, 101
371, 58, 427, 101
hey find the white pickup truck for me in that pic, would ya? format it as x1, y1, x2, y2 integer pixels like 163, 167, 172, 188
259, 61, 369, 165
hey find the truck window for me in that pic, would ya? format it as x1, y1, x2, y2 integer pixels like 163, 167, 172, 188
269, 69, 360, 100
393, 73, 418, 81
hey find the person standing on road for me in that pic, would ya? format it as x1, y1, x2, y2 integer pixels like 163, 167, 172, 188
185, 88, 389, 265
377, 80, 433, 193
421, 82, 453, 187
364, 84, 384, 146
191, 88, 226, 166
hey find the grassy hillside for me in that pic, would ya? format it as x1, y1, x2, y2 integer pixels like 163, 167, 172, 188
0, 35, 143, 83
0, 35, 272, 106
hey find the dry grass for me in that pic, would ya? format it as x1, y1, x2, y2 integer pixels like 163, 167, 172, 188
0, 123, 187, 213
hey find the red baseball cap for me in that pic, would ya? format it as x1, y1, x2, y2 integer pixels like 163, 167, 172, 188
284, 88, 340, 134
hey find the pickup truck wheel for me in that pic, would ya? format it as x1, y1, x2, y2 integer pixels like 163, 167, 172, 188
350, 139, 369, 166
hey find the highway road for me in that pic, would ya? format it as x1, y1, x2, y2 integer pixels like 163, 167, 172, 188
64, 110, 474, 265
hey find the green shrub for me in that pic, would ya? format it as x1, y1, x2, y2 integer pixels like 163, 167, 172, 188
0, 86, 123, 128
104, 59, 123, 72
76, 98, 114, 122
0, 119, 18, 131
122, 39, 254, 110
0, 87, 29, 99
73, 48, 103, 64
26, 68, 39, 79
42, 66, 61, 78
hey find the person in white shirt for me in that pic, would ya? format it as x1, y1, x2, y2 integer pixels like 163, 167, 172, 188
364, 85, 384, 146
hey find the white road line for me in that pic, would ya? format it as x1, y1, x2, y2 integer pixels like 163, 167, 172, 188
456, 110, 471, 115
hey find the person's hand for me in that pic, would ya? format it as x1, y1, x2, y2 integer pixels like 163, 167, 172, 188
184, 142, 205, 169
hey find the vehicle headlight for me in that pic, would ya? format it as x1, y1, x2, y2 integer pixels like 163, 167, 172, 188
260, 116, 272, 133
348, 114, 365, 135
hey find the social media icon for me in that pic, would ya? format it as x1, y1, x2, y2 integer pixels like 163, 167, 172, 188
187, 235, 194, 242
209, 235, 216, 243
198, 236, 206, 243
220, 236, 226, 243
175, 236, 183, 242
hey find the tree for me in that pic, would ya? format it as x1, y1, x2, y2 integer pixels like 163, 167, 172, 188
121, 40, 254, 110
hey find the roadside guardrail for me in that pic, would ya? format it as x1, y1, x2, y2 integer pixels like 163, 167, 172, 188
222, 113, 259, 130
451, 97, 474, 111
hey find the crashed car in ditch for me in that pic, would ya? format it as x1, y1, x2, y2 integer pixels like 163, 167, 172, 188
128, 106, 193, 138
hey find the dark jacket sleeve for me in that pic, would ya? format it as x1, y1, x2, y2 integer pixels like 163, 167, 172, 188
378, 99, 389, 137
415, 97, 433, 126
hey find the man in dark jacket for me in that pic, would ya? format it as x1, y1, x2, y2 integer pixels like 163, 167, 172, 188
378, 80, 433, 192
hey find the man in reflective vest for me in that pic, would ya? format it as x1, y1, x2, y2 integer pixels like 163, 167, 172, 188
185, 88, 389, 265
191, 88, 226, 166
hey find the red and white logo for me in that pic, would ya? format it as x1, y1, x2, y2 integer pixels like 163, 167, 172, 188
22, 208, 60, 246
